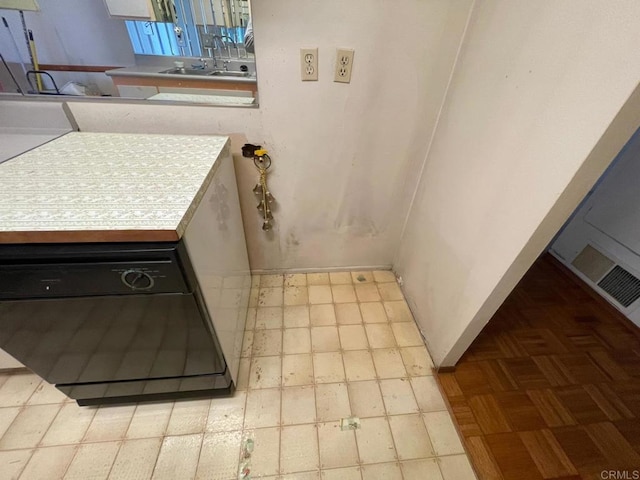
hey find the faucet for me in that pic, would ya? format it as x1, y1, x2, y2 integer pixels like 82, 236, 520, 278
194, 58, 208, 69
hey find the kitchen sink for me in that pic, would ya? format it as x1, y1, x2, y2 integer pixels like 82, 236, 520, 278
160, 67, 212, 76
209, 71, 251, 78
159, 68, 251, 78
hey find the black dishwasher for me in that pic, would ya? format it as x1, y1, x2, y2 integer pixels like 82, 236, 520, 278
0, 241, 231, 405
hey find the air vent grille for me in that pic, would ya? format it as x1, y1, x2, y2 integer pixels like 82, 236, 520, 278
597, 265, 640, 308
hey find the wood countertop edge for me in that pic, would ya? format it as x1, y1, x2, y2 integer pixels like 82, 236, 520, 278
0, 229, 180, 244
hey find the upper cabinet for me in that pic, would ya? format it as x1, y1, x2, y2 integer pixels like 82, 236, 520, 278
104, 0, 172, 22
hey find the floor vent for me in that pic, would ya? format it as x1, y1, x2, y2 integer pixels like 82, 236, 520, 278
597, 265, 640, 308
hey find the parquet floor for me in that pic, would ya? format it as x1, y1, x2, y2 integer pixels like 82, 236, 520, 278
437, 254, 640, 480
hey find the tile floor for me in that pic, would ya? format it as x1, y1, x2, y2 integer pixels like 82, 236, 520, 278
0, 271, 476, 480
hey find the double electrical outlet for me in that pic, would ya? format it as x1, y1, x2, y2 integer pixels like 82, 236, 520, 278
300, 47, 355, 83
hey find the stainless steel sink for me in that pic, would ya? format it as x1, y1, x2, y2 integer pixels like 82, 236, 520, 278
159, 67, 212, 76
159, 68, 251, 78
209, 71, 250, 78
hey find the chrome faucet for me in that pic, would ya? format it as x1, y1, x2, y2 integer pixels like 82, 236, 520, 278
222, 60, 230, 71
197, 58, 208, 69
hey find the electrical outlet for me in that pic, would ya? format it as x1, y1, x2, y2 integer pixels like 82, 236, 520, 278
334, 48, 354, 83
300, 48, 318, 81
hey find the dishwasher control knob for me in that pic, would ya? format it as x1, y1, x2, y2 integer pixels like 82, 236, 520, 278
121, 270, 154, 290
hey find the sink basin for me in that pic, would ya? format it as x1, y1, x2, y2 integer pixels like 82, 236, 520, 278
209, 71, 251, 78
159, 68, 251, 78
160, 67, 212, 76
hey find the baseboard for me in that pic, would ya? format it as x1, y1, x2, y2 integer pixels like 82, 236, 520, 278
251, 265, 393, 275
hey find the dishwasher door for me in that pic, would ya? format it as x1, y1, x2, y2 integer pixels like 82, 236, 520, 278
0, 242, 231, 404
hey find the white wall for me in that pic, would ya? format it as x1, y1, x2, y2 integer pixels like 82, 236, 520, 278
0, 0, 134, 93
395, 0, 640, 366
67, 0, 474, 272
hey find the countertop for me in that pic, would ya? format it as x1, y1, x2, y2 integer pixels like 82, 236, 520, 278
147, 92, 255, 105
0, 131, 230, 243
0, 127, 72, 164
105, 65, 257, 84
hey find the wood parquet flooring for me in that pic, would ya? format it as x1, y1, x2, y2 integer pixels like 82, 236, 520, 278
437, 254, 640, 479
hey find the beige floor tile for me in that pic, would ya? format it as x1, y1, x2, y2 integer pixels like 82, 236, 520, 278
380, 378, 419, 415
284, 328, 312, 354
241, 330, 254, 358
246, 307, 257, 330
40, 403, 96, 446
21, 444, 76, 480
0, 373, 41, 407
317, 421, 359, 469
334, 303, 362, 325
196, 430, 242, 480
401, 458, 443, 480
400, 346, 434, 377
250, 356, 282, 389
342, 350, 377, 382
338, 325, 369, 350
311, 326, 341, 353
259, 287, 284, 307
279, 471, 321, 480
0, 449, 32, 478
373, 271, 396, 283
244, 427, 280, 477
383, 301, 413, 322
438, 454, 477, 480
252, 275, 261, 287
283, 354, 314, 387
313, 352, 345, 384
281, 424, 319, 474
331, 285, 356, 303
253, 329, 283, 357
378, 283, 404, 301
83, 404, 136, 443
391, 322, 424, 347
372, 349, 407, 379
355, 284, 381, 302
282, 386, 316, 425
249, 287, 259, 307
65, 441, 121, 480
365, 324, 397, 349
321, 466, 361, 480
285, 305, 311, 328
261, 274, 284, 287
410, 376, 447, 412
307, 273, 329, 285
0, 404, 60, 449
244, 388, 281, 429
285, 286, 309, 306
126, 401, 172, 439
348, 381, 385, 418
285, 273, 307, 287
109, 437, 162, 480
206, 391, 246, 433
237, 358, 251, 391
360, 302, 387, 324
256, 306, 284, 330
165, 398, 210, 436
309, 285, 333, 304
0, 406, 20, 439
361, 462, 402, 480
388, 414, 434, 460
351, 271, 374, 284
27, 381, 68, 405
329, 272, 352, 284
315, 383, 351, 422
152, 434, 202, 480
356, 416, 397, 464
310, 304, 337, 326
423, 411, 465, 456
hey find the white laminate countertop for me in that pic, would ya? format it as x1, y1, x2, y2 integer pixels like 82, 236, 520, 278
105, 65, 257, 85
0, 131, 230, 243
148, 92, 255, 105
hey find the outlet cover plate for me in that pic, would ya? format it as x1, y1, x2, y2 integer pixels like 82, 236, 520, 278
334, 48, 354, 83
301, 47, 318, 81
